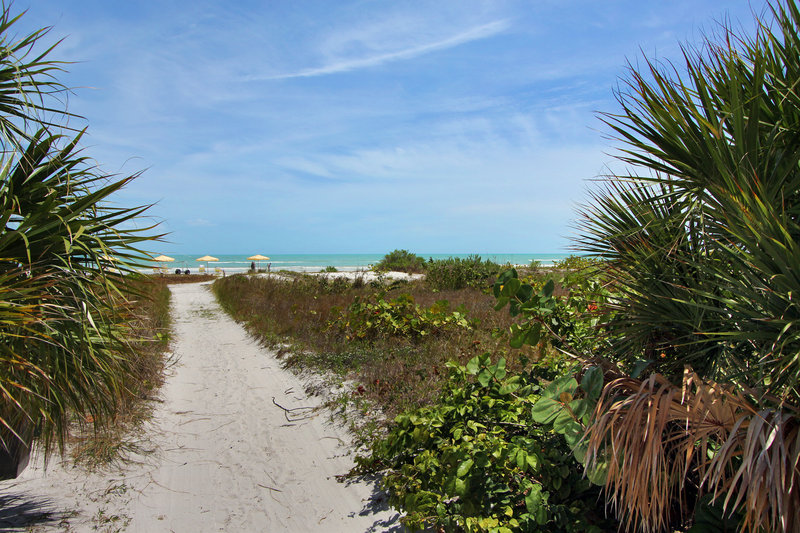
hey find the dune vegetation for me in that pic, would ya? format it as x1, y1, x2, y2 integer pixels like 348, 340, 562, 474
0, 6, 160, 476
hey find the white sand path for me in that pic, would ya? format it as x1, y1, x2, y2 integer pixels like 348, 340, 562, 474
0, 281, 403, 532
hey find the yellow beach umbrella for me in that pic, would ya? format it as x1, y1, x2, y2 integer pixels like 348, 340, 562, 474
247, 254, 270, 270
196, 255, 218, 272
152, 254, 174, 274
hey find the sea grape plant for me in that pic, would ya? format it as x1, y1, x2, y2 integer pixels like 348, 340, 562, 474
493, 268, 615, 360
358, 354, 615, 532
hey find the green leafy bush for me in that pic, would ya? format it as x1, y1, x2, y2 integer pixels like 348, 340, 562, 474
551, 255, 600, 272
374, 249, 427, 273
331, 293, 472, 342
494, 268, 614, 360
323, 265, 338, 272
358, 355, 614, 532
426, 255, 506, 291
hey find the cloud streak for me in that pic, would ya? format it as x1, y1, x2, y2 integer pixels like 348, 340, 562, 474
252, 19, 510, 80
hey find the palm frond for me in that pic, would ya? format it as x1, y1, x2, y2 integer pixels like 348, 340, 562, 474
585, 369, 800, 532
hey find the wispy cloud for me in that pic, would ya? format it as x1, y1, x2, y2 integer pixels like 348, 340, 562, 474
252, 20, 510, 80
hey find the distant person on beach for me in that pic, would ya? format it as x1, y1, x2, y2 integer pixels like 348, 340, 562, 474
268, 263, 271, 273
250, 261, 255, 271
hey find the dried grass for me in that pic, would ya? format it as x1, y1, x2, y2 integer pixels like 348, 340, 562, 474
212, 274, 525, 421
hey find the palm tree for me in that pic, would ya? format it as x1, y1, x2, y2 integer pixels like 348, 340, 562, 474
0, 6, 158, 476
576, 1, 800, 530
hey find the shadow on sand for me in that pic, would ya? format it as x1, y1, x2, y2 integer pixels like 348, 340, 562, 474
0, 489, 70, 532
342, 473, 410, 533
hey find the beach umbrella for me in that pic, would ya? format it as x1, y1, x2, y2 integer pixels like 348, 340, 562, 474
196, 255, 218, 271
152, 254, 174, 274
247, 254, 270, 270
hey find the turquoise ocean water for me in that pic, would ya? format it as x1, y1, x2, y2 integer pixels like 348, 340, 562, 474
147, 253, 570, 274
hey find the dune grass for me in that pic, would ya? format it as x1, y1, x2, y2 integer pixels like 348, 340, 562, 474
212, 273, 547, 425
68, 276, 175, 468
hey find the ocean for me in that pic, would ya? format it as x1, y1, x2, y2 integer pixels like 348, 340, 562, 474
146, 253, 570, 274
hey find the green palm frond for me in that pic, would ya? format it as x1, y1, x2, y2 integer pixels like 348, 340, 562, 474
0, 6, 74, 152
573, 1, 800, 530
577, 1, 800, 397
0, 5, 161, 468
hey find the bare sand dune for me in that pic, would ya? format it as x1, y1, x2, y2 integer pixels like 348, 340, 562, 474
0, 281, 403, 532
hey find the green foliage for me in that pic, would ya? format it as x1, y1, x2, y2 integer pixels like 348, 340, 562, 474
0, 5, 158, 466
493, 268, 614, 359
686, 495, 744, 533
331, 293, 472, 342
576, 0, 800, 395
213, 273, 520, 423
359, 355, 613, 532
551, 255, 600, 272
374, 249, 426, 273
323, 265, 338, 272
426, 255, 507, 291
511, 2, 800, 530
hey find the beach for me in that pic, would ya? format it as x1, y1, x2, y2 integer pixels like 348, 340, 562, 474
1, 281, 402, 532
146, 253, 566, 275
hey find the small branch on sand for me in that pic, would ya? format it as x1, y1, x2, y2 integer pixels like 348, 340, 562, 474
271, 397, 317, 422
257, 483, 282, 492
321, 435, 346, 446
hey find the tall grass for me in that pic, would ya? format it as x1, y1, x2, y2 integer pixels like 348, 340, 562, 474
213, 274, 525, 420
68, 275, 172, 468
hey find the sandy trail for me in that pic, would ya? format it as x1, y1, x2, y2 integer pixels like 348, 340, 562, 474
0, 281, 402, 532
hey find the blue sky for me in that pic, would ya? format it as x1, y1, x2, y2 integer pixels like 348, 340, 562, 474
16, 1, 769, 254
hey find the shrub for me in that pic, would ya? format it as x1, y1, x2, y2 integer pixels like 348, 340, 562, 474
330, 293, 472, 342
551, 255, 599, 272
357, 355, 614, 532
374, 249, 426, 273
425, 255, 506, 291
498, 2, 800, 530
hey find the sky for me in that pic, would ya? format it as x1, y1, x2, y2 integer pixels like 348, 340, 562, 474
14, 0, 770, 255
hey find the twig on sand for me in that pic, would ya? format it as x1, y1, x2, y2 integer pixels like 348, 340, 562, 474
271, 397, 317, 422
321, 435, 346, 446
257, 483, 282, 492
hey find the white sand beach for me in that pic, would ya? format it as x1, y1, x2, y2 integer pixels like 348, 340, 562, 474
308, 271, 424, 282
0, 281, 403, 532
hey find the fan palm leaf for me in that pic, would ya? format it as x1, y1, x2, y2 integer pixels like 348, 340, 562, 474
577, 1, 800, 396
0, 128, 158, 456
572, 1, 800, 530
585, 368, 800, 532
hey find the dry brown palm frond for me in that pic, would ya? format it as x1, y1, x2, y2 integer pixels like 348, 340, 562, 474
702, 406, 800, 533
584, 368, 800, 532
